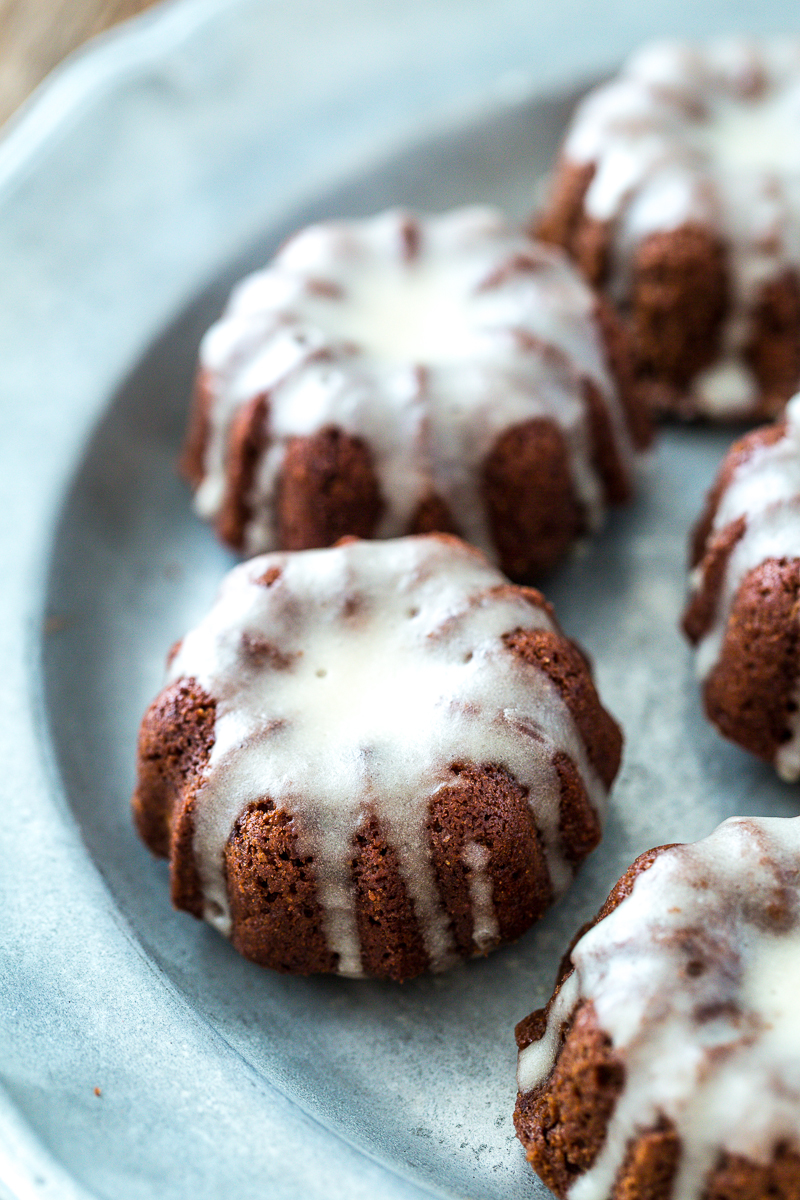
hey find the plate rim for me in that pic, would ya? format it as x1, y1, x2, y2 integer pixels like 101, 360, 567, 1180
7, 2, 800, 1197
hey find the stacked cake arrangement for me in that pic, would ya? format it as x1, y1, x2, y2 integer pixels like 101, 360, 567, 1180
131, 34, 800, 1200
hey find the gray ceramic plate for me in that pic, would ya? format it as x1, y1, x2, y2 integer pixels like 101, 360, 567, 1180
4, 1, 800, 1197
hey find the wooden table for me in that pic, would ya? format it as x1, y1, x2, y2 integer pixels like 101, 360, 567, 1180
0, 0, 160, 127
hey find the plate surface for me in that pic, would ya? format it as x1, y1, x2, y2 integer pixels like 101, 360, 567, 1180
5, 2, 800, 1198
38, 67, 800, 1200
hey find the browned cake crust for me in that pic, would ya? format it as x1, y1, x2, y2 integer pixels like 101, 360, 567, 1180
683, 415, 800, 768
217, 392, 269, 549
132, 678, 215, 863
276, 426, 384, 551
536, 158, 800, 420
132, 568, 622, 981
184, 388, 389, 555
706, 1145, 800, 1200
682, 515, 747, 646
183, 360, 650, 583
594, 294, 653, 455
219, 761, 565, 980
513, 845, 800, 1199
483, 418, 586, 579
745, 271, 800, 416
514, 845, 673, 1197
180, 370, 214, 489
700, 558, 800, 766
537, 170, 729, 408
630, 226, 728, 415
535, 160, 596, 261
515, 1000, 628, 1198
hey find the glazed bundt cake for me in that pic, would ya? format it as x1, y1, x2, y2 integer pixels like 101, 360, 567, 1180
132, 534, 622, 981
182, 205, 650, 580
537, 37, 800, 420
683, 393, 800, 779
514, 815, 800, 1200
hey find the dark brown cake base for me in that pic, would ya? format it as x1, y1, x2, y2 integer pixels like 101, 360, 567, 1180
694, 558, 800, 767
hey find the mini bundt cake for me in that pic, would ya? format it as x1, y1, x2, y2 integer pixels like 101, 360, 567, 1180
537, 37, 800, 420
683, 393, 800, 779
182, 205, 650, 580
514, 815, 800, 1200
132, 534, 622, 981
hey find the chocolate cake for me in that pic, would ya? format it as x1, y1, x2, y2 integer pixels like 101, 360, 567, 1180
182, 205, 650, 580
514, 815, 800, 1199
683, 393, 800, 778
132, 534, 622, 981
536, 37, 800, 420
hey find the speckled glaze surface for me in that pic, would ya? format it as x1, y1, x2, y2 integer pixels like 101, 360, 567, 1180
4, 1, 800, 1198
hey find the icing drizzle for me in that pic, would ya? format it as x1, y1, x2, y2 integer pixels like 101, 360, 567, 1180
167, 536, 608, 976
517, 816, 800, 1199
195, 206, 635, 557
564, 37, 800, 416
689, 392, 800, 777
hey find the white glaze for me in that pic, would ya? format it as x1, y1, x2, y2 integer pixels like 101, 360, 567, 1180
776, 678, 800, 782
517, 816, 800, 1200
517, 968, 580, 1094
690, 393, 800, 775
194, 206, 637, 559
713, 395, 800, 529
563, 37, 800, 416
462, 842, 500, 953
168, 536, 609, 976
